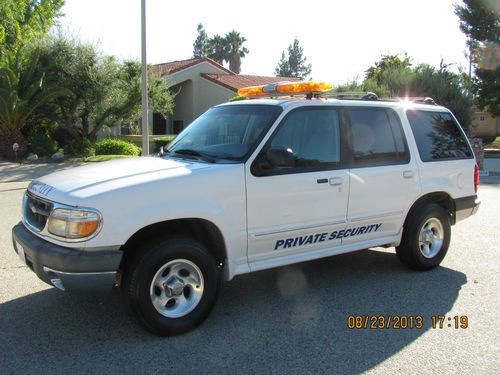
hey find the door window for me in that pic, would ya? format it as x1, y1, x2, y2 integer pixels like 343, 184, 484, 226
348, 109, 409, 167
262, 108, 341, 174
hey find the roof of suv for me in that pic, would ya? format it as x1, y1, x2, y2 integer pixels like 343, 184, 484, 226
220, 98, 450, 113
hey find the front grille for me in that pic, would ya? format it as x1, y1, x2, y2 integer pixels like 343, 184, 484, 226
24, 193, 53, 232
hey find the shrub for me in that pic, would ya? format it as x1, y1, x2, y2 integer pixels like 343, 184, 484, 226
0, 128, 28, 160
153, 135, 176, 152
94, 138, 141, 156
228, 95, 246, 102
64, 138, 95, 157
28, 131, 59, 157
484, 136, 500, 149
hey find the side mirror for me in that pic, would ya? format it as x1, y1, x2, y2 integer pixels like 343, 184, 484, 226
266, 148, 295, 168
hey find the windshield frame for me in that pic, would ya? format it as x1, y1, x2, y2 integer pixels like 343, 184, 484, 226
166, 104, 283, 163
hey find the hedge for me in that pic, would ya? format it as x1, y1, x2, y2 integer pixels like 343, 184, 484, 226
153, 135, 176, 152
94, 139, 141, 156
64, 138, 95, 157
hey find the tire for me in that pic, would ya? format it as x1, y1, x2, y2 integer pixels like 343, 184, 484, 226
396, 204, 451, 271
126, 237, 220, 336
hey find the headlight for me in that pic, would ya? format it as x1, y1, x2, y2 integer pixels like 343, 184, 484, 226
48, 208, 102, 240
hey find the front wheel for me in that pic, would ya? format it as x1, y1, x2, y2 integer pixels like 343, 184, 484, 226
126, 237, 220, 336
396, 204, 451, 271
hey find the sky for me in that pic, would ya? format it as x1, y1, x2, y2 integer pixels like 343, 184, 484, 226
59, 0, 470, 84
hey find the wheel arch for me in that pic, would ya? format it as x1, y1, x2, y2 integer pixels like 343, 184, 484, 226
405, 192, 456, 228
118, 218, 227, 282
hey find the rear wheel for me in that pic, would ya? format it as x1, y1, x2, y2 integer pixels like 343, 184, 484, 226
396, 204, 451, 271
126, 237, 220, 336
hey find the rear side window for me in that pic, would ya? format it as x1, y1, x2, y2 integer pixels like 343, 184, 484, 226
347, 109, 409, 167
406, 110, 473, 162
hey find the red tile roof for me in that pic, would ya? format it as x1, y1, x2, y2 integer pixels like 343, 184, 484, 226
153, 57, 301, 93
153, 57, 233, 76
201, 74, 301, 92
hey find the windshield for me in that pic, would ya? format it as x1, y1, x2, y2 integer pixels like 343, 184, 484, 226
167, 105, 282, 162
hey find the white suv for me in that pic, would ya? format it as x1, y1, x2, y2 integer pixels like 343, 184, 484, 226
12, 82, 480, 336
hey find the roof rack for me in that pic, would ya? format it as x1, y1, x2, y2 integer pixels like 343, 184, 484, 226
236, 83, 438, 105
401, 97, 436, 105
321, 91, 437, 105
322, 91, 379, 100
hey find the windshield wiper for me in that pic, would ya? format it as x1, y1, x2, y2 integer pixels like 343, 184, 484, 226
173, 149, 216, 163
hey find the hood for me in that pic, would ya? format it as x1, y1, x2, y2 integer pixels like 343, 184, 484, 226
29, 157, 211, 204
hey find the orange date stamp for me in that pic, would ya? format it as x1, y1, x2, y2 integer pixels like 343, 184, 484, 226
347, 315, 469, 330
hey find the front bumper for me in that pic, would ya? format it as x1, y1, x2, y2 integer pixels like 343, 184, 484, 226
454, 195, 480, 223
12, 223, 123, 293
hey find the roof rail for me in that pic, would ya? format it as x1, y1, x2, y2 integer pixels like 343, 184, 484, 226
402, 97, 436, 105
322, 91, 379, 100
322, 92, 438, 105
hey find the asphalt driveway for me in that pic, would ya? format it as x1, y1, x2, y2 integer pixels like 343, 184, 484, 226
0, 162, 498, 374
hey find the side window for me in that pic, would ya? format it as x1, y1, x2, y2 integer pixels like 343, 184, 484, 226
348, 109, 409, 167
406, 110, 473, 162
267, 108, 341, 172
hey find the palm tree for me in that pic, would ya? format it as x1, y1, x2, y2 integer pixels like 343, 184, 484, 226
0, 51, 70, 159
225, 30, 249, 74
207, 35, 228, 65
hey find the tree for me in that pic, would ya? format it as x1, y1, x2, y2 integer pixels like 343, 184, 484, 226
33, 36, 175, 141
0, 49, 69, 159
0, 0, 64, 58
225, 30, 249, 74
275, 52, 291, 77
192, 23, 209, 58
455, 0, 500, 116
412, 63, 473, 129
365, 54, 413, 85
275, 38, 312, 79
194, 27, 250, 72
207, 34, 227, 65
455, 0, 499, 42
336, 55, 473, 128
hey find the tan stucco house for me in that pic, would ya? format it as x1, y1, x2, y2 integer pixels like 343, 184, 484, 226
152, 57, 299, 135
471, 109, 500, 139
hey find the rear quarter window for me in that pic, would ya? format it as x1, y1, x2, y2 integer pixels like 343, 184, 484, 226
406, 110, 473, 162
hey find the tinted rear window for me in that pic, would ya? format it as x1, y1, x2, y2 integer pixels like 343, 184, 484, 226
406, 110, 473, 162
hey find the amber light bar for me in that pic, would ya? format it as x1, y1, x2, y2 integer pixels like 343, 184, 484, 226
237, 81, 333, 98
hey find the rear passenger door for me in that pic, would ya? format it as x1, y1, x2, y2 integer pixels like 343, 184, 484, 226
344, 108, 421, 245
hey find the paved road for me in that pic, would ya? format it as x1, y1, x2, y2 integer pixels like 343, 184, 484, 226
0, 163, 498, 374
0, 160, 87, 182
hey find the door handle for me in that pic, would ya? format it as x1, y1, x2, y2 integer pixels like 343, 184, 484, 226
403, 170, 414, 179
329, 177, 343, 186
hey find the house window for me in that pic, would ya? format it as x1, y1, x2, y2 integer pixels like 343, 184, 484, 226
153, 113, 167, 135
173, 120, 184, 134
480, 115, 485, 121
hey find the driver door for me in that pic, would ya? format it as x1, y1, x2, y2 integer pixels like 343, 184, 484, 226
245, 107, 350, 269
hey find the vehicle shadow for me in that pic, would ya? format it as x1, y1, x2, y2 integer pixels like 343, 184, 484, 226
0, 248, 466, 374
